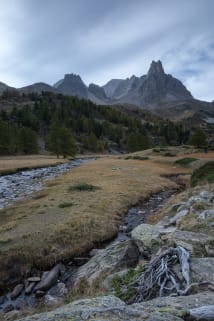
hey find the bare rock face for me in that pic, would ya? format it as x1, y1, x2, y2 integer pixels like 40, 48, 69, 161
54, 73, 88, 98
102, 60, 193, 107
88, 83, 107, 100
73, 240, 139, 285
14, 292, 214, 321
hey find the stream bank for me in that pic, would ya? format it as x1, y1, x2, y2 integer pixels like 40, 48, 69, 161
0, 158, 92, 209
0, 183, 179, 314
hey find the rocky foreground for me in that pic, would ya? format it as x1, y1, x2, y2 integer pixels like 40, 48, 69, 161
2, 184, 214, 321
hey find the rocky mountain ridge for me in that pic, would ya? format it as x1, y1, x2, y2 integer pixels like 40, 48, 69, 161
0, 61, 195, 108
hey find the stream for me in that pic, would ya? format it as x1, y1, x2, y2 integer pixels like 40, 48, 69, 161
0, 183, 178, 314
0, 158, 91, 209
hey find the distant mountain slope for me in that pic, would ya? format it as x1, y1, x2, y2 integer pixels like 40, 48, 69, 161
0, 81, 16, 94
19, 82, 58, 94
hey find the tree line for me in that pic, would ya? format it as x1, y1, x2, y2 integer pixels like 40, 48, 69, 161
0, 91, 208, 156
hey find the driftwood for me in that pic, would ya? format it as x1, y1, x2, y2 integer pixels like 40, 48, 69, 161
132, 246, 190, 302
185, 305, 214, 321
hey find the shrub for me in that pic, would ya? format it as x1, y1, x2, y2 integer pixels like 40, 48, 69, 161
125, 156, 149, 160
191, 161, 214, 187
175, 157, 197, 166
69, 183, 100, 192
58, 202, 73, 208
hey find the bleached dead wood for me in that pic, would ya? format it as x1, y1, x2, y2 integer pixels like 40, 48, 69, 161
132, 246, 190, 302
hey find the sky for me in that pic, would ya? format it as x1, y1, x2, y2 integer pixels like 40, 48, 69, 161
0, 0, 214, 101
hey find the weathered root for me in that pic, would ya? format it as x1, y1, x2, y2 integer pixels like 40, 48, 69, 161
132, 246, 190, 302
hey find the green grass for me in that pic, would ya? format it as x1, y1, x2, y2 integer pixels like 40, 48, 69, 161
110, 265, 145, 302
69, 183, 100, 192
175, 157, 197, 166
191, 161, 214, 187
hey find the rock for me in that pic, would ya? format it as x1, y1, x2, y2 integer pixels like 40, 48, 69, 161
198, 209, 214, 220
35, 290, 45, 298
138, 291, 214, 311
72, 257, 89, 266
131, 223, 175, 256
167, 209, 189, 226
172, 230, 214, 257
185, 305, 214, 321
3, 309, 20, 320
200, 191, 213, 201
34, 264, 61, 292
10, 284, 24, 300
25, 282, 36, 295
27, 277, 41, 282
3, 304, 14, 313
13, 293, 214, 321
44, 294, 62, 307
190, 258, 214, 283
15, 298, 27, 310
48, 282, 68, 297
89, 248, 102, 257
0, 295, 5, 305
74, 240, 139, 285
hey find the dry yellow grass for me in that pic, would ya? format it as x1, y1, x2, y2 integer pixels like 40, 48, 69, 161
0, 155, 191, 291
0, 155, 67, 175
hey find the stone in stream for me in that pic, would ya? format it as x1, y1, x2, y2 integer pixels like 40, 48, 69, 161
44, 294, 63, 307
27, 277, 41, 282
34, 264, 61, 292
72, 257, 89, 266
48, 282, 68, 297
35, 291, 45, 298
0, 295, 6, 305
25, 282, 36, 295
10, 284, 24, 300
3, 304, 14, 313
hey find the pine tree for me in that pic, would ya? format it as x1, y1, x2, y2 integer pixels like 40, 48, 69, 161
188, 128, 207, 148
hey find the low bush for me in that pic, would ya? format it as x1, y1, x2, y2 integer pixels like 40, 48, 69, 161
69, 183, 100, 192
175, 157, 197, 166
125, 156, 149, 160
58, 202, 73, 208
191, 161, 214, 187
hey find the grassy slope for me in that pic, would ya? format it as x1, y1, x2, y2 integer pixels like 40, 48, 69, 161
0, 156, 190, 290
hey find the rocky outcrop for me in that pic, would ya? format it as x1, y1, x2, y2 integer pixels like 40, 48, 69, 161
73, 240, 139, 285
54, 73, 88, 98
15, 292, 214, 321
102, 60, 193, 107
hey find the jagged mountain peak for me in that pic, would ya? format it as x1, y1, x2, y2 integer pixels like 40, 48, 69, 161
55, 73, 88, 98
148, 60, 165, 76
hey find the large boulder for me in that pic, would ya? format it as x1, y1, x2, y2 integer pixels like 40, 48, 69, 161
172, 230, 214, 257
131, 223, 175, 256
190, 258, 214, 283
73, 240, 139, 285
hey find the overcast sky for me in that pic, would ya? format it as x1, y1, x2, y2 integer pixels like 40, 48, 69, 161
0, 0, 214, 101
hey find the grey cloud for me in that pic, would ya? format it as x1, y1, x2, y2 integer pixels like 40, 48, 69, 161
0, 0, 214, 101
